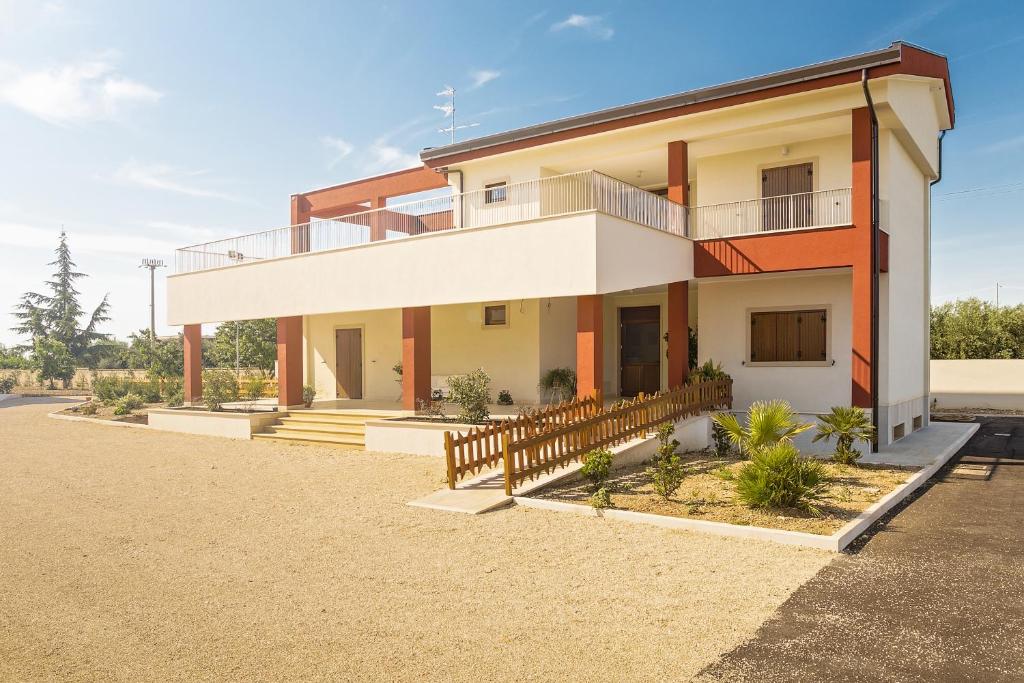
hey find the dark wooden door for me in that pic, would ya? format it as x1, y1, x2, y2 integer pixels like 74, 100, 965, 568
619, 306, 660, 397
761, 163, 813, 231
335, 328, 363, 399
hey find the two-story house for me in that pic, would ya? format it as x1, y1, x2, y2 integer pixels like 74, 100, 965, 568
167, 41, 954, 447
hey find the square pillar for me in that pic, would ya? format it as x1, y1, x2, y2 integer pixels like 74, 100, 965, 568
851, 107, 873, 408
402, 306, 431, 411
290, 195, 310, 254
667, 140, 689, 206
370, 196, 388, 242
277, 316, 304, 408
667, 281, 689, 388
183, 323, 203, 406
576, 295, 603, 400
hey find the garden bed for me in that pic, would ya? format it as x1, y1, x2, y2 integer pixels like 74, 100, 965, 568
533, 451, 916, 535
59, 401, 164, 425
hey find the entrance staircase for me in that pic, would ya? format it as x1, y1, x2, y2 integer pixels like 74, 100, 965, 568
253, 410, 401, 449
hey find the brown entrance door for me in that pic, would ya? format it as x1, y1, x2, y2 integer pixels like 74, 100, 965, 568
335, 328, 363, 399
761, 162, 813, 231
619, 306, 660, 397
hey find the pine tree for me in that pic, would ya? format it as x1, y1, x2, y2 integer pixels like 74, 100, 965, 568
11, 231, 112, 364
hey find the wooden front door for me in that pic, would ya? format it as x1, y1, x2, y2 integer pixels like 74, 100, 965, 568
761, 162, 813, 231
335, 328, 363, 399
619, 306, 661, 397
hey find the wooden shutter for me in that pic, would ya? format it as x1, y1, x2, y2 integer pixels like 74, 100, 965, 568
750, 309, 827, 362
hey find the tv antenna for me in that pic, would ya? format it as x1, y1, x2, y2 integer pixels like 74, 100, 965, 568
434, 86, 478, 144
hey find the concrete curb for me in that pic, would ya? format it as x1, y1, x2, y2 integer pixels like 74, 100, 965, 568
514, 422, 979, 552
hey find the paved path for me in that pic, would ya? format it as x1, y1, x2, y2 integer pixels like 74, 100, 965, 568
698, 416, 1024, 682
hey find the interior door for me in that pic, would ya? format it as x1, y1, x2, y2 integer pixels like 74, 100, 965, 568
335, 328, 363, 399
761, 163, 813, 231
619, 306, 661, 398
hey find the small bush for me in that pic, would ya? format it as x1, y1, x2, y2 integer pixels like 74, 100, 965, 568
80, 401, 98, 416
0, 374, 15, 394
161, 377, 183, 403
711, 421, 732, 458
166, 387, 184, 407
735, 442, 825, 515
202, 369, 239, 412
580, 447, 614, 491
138, 379, 161, 403
687, 359, 731, 384
539, 367, 577, 402
447, 369, 492, 423
590, 486, 612, 510
813, 406, 875, 466
647, 422, 686, 499
497, 389, 513, 406
302, 384, 316, 408
113, 392, 144, 416
243, 376, 266, 402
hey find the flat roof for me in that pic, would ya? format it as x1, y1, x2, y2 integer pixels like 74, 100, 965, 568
420, 42, 948, 164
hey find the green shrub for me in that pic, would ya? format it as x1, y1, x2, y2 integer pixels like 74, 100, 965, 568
31, 337, 75, 389
735, 442, 825, 514
93, 375, 126, 403
138, 379, 161, 403
590, 486, 612, 510
166, 387, 184, 407
302, 384, 316, 408
580, 447, 614, 491
647, 422, 686, 499
711, 421, 732, 458
243, 375, 266, 402
0, 374, 15, 394
539, 367, 577, 402
161, 377, 183, 403
80, 401, 98, 415
712, 400, 813, 458
202, 369, 238, 412
447, 369, 492, 423
113, 392, 144, 416
497, 389, 514, 406
813, 406, 876, 466
687, 359, 731, 384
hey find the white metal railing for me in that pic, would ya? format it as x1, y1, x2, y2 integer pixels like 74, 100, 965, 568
174, 171, 689, 274
689, 187, 851, 240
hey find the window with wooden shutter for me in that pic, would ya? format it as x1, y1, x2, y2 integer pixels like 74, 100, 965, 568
749, 309, 827, 363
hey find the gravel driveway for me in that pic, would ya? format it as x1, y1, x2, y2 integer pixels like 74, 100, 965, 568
0, 398, 831, 682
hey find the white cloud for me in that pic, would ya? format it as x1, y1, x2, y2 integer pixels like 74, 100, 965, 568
0, 221, 180, 256
551, 14, 614, 40
112, 160, 242, 202
362, 139, 421, 174
320, 135, 355, 169
981, 134, 1024, 155
469, 69, 501, 89
0, 56, 161, 126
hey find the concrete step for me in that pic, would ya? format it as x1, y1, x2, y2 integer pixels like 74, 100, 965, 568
253, 431, 365, 449
271, 422, 364, 437
299, 410, 403, 420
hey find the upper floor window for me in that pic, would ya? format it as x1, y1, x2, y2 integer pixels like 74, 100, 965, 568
484, 181, 507, 204
749, 308, 827, 363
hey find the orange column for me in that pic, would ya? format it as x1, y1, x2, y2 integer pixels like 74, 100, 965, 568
290, 195, 310, 254
402, 307, 431, 411
370, 196, 387, 242
576, 295, 604, 400
667, 281, 689, 388
667, 140, 689, 206
277, 316, 304, 407
851, 107, 873, 408
183, 323, 202, 405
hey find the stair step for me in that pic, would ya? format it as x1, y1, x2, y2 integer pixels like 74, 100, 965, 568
270, 423, 364, 437
281, 415, 369, 427
299, 410, 402, 420
253, 431, 365, 449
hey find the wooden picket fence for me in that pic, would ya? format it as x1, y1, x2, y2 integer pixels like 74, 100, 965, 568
500, 379, 732, 495
442, 379, 733, 493
443, 392, 604, 488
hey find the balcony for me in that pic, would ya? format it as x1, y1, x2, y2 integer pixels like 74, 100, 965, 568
174, 170, 688, 275
690, 188, 852, 240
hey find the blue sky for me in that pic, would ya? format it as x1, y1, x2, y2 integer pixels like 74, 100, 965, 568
1, 0, 1022, 345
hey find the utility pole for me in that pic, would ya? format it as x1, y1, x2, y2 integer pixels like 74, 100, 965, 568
138, 259, 166, 340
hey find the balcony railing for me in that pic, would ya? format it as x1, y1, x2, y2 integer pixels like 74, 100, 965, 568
689, 187, 851, 240
174, 170, 689, 274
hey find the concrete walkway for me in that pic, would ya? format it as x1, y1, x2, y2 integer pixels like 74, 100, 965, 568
697, 416, 1024, 682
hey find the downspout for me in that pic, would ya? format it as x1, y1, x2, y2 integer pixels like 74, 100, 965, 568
925, 130, 946, 423
861, 69, 881, 452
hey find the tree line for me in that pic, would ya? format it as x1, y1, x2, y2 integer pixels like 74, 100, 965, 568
930, 298, 1024, 360
4, 232, 277, 387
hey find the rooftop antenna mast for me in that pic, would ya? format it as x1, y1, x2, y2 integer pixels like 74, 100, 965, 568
434, 86, 478, 144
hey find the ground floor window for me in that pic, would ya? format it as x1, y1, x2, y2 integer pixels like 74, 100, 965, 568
749, 308, 827, 363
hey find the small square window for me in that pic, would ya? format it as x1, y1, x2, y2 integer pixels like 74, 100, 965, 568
484, 304, 507, 327
484, 182, 507, 204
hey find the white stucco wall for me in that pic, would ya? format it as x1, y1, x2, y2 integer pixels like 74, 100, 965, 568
305, 309, 403, 402
697, 272, 853, 413
931, 360, 1024, 411
539, 296, 577, 385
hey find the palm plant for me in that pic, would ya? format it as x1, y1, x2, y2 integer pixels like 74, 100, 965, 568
712, 399, 813, 458
813, 406, 875, 465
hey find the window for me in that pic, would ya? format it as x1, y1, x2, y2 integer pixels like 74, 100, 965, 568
483, 304, 507, 327
484, 181, 507, 204
749, 309, 827, 363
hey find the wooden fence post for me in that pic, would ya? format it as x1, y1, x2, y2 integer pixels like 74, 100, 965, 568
502, 432, 514, 497
444, 431, 456, 489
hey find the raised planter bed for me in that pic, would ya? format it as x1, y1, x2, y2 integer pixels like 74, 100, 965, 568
148, 407, 284, 439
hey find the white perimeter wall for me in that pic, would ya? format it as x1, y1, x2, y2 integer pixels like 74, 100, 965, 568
697, 272, 853, 413
931, 360, 1024, 411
